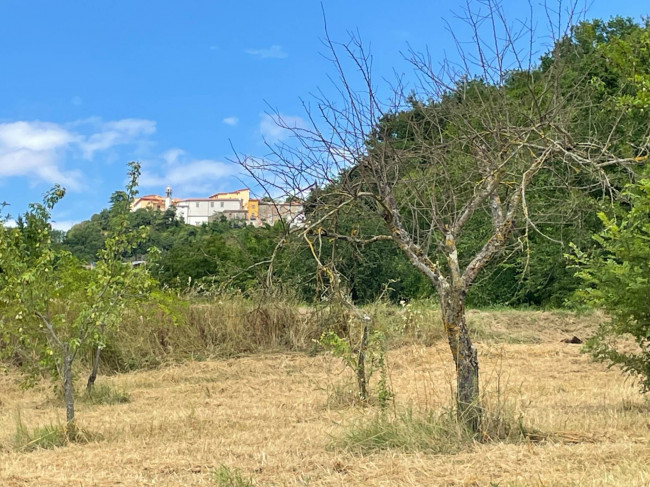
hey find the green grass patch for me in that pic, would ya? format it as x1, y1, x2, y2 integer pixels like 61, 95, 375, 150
337, 404, 542, 454
338, 408, 471, 454
80, 383, 131, 405
213, 464, 254, 487
13, 412, 102, 452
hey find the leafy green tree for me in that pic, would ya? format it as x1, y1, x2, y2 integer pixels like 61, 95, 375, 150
64, 213, 108, 262
0, 163, 157, 430
571, 174, 650, 392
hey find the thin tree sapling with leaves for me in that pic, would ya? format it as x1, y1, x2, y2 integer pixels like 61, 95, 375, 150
0, 162, 158, 432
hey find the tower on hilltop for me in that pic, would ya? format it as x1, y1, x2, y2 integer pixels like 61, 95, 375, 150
165, 186, 172, 210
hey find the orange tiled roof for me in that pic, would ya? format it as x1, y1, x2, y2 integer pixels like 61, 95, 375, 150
137, 195, 165, 200
177, 197, 242, 202
208, 188, 249, 199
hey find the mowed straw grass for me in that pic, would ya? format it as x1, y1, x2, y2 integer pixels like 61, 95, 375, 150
1, 309, 649, 486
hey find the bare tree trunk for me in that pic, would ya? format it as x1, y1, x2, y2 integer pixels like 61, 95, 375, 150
356, 322, 369, 402
86, 346, 101, 393
87, 322, 106, 393
39, 315, 76, 433
440, 287, 481, 433
62, 349, 76, 431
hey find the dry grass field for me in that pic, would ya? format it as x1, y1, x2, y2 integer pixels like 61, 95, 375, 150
1, 309, 649, 486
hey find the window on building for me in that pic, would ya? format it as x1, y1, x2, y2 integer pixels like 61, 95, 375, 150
210, 201, 214, 207
196, 202, 200, 208
220, 201, 224, 208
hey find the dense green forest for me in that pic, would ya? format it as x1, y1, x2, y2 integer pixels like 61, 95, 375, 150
56, 17, 650, 309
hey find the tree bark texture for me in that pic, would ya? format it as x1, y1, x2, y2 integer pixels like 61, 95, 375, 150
86, 346, 101, 393
440, 288, 481, 433
356, 322, 369, 402
62, 351, 76, 427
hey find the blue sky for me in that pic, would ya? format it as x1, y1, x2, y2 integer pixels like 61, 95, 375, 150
0, 0, 647, 230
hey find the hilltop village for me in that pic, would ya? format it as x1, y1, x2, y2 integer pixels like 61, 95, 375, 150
131, 187, 304, 227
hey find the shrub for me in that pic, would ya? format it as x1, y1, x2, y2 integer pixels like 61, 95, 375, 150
571, 176, 650, 392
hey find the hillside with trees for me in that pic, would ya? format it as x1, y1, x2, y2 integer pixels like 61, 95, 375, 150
1, 10, 650, 487
58, 18, 650, 311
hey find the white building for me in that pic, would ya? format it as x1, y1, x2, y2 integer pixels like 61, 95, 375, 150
175, 198, 243, 226
133, 187, 305, 227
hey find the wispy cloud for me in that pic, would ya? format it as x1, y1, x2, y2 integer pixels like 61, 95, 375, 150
140, 151, 241, 196
162, 148, 185, 166
51, 219, 80, 232
80, 119, 156, 159
2, 212, 76, 232
259, 113, 306, 144
245, 44, 288, 59
222, 116, 239, 126
0, 118, 157, 190
0, 121, 82, 189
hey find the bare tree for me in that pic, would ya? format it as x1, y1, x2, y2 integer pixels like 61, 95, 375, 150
238, 1, 648, 431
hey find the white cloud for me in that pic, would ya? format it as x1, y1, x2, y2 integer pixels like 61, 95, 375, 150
162, 148, 185, 166
245, 44, 288, 59
0, 121, 75, 151
222, 116, 239, 126
259, 113, 306, 143
71, 96, 82, 106
140, 157, 241, 195
0, 118, 157, 190
2, 217, 80, 232
51, 220, 79, 232
80, 118, 156, 159
0, 121, 82, 189
2, 217, 77, 231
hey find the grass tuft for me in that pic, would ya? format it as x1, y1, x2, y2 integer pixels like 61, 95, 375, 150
213, 464, 254, 487
338, 408, 470, 454
81, 384, 131, 405
13, 412, 102, 452
337, 403, 542, 454
324, 381, 366, 409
